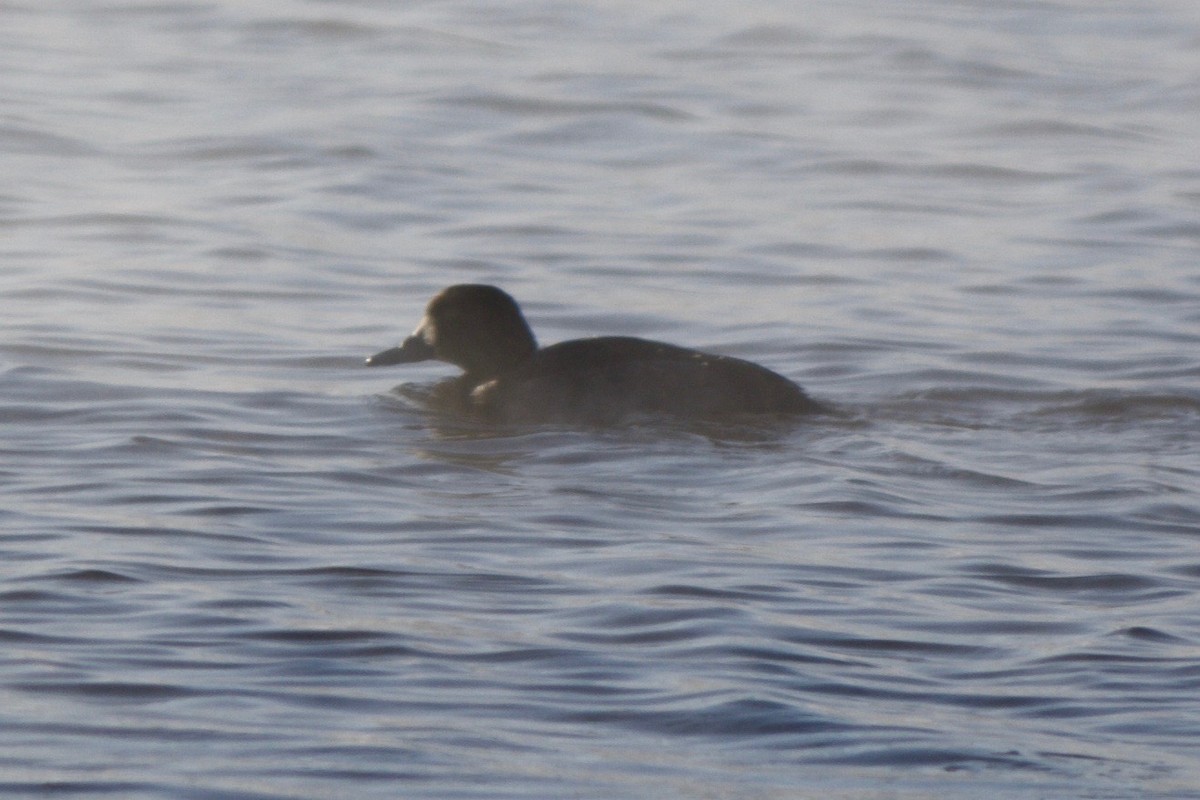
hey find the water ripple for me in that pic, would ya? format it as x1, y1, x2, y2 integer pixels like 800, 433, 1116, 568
4, 1, 1200, 797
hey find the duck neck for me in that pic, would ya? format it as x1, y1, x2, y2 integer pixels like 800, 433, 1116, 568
456, 331, 533, 382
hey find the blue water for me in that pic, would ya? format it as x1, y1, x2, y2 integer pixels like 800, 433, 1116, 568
3, 1, 1199, 798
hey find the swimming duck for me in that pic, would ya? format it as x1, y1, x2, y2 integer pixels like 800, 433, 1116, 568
367, 284, 825, 424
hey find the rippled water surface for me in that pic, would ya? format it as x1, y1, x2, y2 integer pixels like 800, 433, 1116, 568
4, 1, 1200, 798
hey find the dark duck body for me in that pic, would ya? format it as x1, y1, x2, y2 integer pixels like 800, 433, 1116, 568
367, 284, 825, 424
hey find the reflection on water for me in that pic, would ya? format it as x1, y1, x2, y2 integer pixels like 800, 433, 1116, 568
3, 1, 1199, 798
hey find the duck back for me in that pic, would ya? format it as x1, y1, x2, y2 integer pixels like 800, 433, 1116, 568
477, 336, 823, 424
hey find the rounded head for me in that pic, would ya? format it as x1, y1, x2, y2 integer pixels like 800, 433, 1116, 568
366, 284, 537, 379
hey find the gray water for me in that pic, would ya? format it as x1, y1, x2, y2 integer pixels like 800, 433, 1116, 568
4, 1, 1200, 798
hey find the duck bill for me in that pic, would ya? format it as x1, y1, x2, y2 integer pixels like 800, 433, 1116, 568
365, 333, 435, 367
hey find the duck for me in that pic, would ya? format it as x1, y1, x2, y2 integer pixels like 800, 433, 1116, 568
366, 284, 826, 424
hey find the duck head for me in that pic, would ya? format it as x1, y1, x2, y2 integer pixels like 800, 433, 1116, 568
366, 284, 538, 380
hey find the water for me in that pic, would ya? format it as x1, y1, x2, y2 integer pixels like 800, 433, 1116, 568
3, 1, 1200, 797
